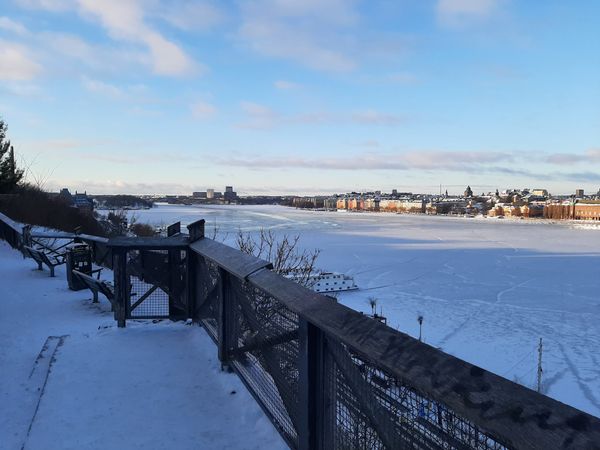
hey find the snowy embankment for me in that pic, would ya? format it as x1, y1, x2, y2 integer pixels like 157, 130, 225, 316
0, 241, 286, 450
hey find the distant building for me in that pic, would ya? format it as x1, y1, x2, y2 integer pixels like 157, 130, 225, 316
576, 189, 584, 198
206, 189, 215, 199
193, 191, 207, 198
59, 188, 93, 213
336, 198, 348, 210
532, 189, 548, 197
347, 198, 365, 210
324, 198, 337, 210
59, 188, 73, 204
224, 186, 238, 202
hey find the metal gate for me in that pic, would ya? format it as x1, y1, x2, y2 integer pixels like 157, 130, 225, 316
110, 230, 189, 326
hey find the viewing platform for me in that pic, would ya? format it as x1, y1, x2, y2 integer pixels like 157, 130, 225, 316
0, 242, 285, 450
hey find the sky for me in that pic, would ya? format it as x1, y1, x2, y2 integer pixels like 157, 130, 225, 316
0, 0, 599, 196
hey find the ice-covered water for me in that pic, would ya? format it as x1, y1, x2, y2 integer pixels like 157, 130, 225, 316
130, 204, 600, 417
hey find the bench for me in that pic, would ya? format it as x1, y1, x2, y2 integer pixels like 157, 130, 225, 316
23, 245, 66, 277
72, 270, 115, 308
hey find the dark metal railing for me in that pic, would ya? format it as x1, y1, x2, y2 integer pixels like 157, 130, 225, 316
1, 213, 599, 449
0, 211, 24, 250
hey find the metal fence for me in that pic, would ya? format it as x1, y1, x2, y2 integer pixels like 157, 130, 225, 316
1, 213, 600, 449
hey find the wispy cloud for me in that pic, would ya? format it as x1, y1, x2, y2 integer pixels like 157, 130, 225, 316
351, 110, 406, 126
0, 16, 28, 35
0, 40, 41, 80
545, 149, 600, 165
191, 101, 217, 120
15, 0, 71, 12
436, 0, 504, 27
215, 150, 514, 171
81, 77, 123, 98
46, 179, 197, 195
563, 172, 600, 182
238, 0, 409, 72
237, 102, 406, 129
155, 1, 224, 32
386, 72, 419, 84
274, 80, 301, 90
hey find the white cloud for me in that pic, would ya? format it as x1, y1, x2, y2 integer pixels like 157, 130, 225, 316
13, 0, 199, 77
191, 101, 217, 120
0, 16, 28, 35
436, 0, 502, 27
76, 0, 198, 76
0, 40, 41, 80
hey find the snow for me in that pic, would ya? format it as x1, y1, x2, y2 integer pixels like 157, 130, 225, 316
0, 241, 287, 450
130, 204, 600, 418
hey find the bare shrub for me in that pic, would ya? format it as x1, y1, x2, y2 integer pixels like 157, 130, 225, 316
130, 222, 156, 237
236, 228, 320, 287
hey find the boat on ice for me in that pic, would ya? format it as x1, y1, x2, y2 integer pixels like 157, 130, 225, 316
296, 272, 358, 293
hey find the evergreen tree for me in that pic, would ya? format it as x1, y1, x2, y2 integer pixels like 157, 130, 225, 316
0, 119, 24, 193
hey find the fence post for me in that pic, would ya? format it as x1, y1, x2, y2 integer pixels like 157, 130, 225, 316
298, 318, 325, 450
186, 249, 196, 320
186, 219, 204, 322
22, 224, 31, 249
187, 219, 205, 243
217, 268, 233, 367
113, 248, 128, 328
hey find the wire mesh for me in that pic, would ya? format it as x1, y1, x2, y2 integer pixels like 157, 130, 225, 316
126, 249, 169, 318
194, 255, 222, 340
228, 276, 300, 448
324, 340, 509, 450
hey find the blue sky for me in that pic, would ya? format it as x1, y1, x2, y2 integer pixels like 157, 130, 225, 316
0, 0, 599, 195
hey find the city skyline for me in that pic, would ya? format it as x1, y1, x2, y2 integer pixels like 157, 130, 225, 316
1, 0, 599, 195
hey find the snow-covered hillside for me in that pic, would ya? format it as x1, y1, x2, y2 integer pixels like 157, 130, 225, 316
131, 204, 600, 418
0, 241, 286, 450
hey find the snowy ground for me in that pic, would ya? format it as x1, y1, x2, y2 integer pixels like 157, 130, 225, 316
0, 241, 286, 450
130, 204, 600, 418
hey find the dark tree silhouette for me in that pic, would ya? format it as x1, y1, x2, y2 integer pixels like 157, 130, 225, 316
0, 119, 24, 193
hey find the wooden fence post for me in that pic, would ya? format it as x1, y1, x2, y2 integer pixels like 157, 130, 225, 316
187, 219, 205, 243
186, 249, 196, 320
217, 268, 232, 366
298, 319, 325, 450
113, 248, 128, 328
